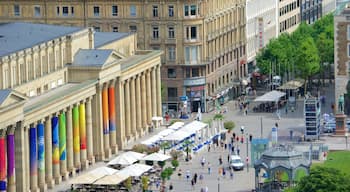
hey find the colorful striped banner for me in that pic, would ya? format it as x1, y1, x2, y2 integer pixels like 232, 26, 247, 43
108, 87, 116, 131
7, 134, 15, 179
59, 113, 66, 161
29, 127, 37, 176
37, 123, 45, 172
52, 116, 59, 164
102, 88, 109, 134
0, 137, 6, 190
79, 104, 87, 150
73, 106, 80, 153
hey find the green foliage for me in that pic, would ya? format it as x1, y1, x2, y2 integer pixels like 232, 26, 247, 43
161, 167, 174, 181
132, 144, 159, 154
157, 160, 166, 168
312, 151, 350, 175
213, 114, 224, 120
124, 177, 132, 190
169, 149, 182, 160
160, 141, 171, 154
169, 120, 182, 126
294, 167, 350, 192
171, 159, 179, 168
141, 176, 149, 191
223, 121, 235, 131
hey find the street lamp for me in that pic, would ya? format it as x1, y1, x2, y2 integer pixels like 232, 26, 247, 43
345, 133, 348, 149
217, 177, 220, 192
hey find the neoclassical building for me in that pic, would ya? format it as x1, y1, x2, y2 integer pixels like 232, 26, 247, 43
0, 22, 162, 191
0, 0, 247, 114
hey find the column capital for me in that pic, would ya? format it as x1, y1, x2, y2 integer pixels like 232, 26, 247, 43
0, 128, 7, 137
108, 79, 116, 87
45, 115, 52, 121
7, 125, 15, 135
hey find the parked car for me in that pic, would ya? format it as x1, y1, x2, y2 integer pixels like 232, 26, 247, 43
230, 155, 244, 171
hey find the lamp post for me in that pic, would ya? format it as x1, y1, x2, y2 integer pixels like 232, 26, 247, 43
345, 133, 348, 150
218, 177, 220, 192
246, 133, 249, 173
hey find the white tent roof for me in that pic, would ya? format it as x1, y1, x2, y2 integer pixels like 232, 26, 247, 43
93, 173, 129, 185
152, 116, 163, 121
161, 130, 192, 141
179, 121, 208, 134
69, 167, 118, 184
121, 151, 146, 160
117, 163, 153, 177
254, 90, 286, 102
141, 134, 163, 146
141, 152, 171, 161
168, 122, 185, 130
107, 153, 138, 166
157, 129, 175, 137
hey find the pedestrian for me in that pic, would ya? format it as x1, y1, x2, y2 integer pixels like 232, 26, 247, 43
237, 146, 240, 155
228, 143, 232, 152
194, 173, 198, 184
205, 186, 209, 192
208, 144, 211, 152
231, 145, 235, 154
224, 143, 227, 150
227, 154, 230, 163
230, 169, 234, 180
222, 167, 226, 178
201, 157, 206, 167
191, 179, 195, 190
240, 136, 244, 144
156, 179, 160, 189
285, 106, 288, 114
186, 170, 191, 181
169, 183, 174, 191
199, 173, 204, 184
219, 156, 223, 165
218, 167, 222, 175
208, 162, 211, 174
178, 169, 182, 179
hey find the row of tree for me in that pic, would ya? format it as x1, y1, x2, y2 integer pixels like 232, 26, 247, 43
256, 14, 334, 92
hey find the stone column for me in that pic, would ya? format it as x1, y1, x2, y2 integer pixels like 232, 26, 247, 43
156, 65, 162, 117
51, 115, 61, 184
151, 67, 157, 118
15, 123, 30, 192
79, 102, 88, 169
141, 73, 147, 131
102, 84, 111, 159
7, 127, 15, 192
37, 121, 47, 191
0, 128, 7, 192
59, 111, 69, 180
72, 105, 81, 169
86, 98, 95, 164
146, 70, 152, 124
66, 106, 75, 176
136, 74, 142, 136
92, 89, 105, 161
108, 80, 118, 153
115, 79, 125, 149
29, 124, 38, 191
44, 116, 54, 188
130, 77, 137, 138
124, 79, 131, 139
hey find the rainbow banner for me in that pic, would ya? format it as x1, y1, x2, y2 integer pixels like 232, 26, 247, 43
59, 113, 66, 161
79, 104, 87, 150
52, 116, 59, 164
108, 87, 116, 131
29, 127, 37, 176
0, 138, 6, 190
73, 106, 80, 153
102, 88, 109, 134
7, 134, 15, 179
37, 123, 45, 172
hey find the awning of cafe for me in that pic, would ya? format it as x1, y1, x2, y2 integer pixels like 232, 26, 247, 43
277, 80, 304, 90
254, 90, 286, 103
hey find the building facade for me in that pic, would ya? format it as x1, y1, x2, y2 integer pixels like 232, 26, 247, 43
278, 0, 301, 34
323, 0, 336, 14
300, 0, 323, 24
334, 4, 350, 112
246, 0, 278, 71
0, 22, 162, 191
0, 0, 247, 114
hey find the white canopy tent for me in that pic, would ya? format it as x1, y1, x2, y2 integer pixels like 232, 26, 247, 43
179, 121, 208, 134
157, 129, 175, 137
254, 90, 286, 102
93, 173, 129, 185
161, 130, 192, 141
141, 134, 163, 146
117, 163, 153, 177
168, 122, 185, 130
107, 153, 139, 166
69, 167, 118, 184
140, 152, 171, 161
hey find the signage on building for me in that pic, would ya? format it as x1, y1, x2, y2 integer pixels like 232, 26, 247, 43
179, 96, 188, 101
183, 77, 206, 86
191, 86, 205, 91
258, 17, 264, 49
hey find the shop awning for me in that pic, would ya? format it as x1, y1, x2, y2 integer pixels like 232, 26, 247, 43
277, 80, 304, 90
254, 90, 286, 102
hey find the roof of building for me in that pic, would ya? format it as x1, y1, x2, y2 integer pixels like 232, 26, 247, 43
0, 22, 82, 57
73, 49, 114, 67
0, 89, 11, 106
94, 32, 130, 48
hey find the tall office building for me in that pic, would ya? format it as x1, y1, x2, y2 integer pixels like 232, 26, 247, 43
278, 0, 301, 34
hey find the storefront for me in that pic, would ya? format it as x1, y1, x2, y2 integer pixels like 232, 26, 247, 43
184, 77, 206, 113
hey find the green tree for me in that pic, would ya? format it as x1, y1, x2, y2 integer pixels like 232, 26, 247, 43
295, 37, 320, 94
316, 32, 334, 84
160, 141, 171, 154
294, 167, 350, 192
223, 121, 235, 132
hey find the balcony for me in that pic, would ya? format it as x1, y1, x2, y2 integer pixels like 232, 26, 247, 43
178, 59, 210, 66
184, 76, 206, 87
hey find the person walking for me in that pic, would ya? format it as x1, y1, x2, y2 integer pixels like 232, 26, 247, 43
230, 169, 234, 180
199, 173, 204, 184
205, 186, 209, 192
227, 154, 230, 163
169, 183, 174, 191
178, 169, 182, 179
237, 146, 240, 156
201, 157, 206, 167
186, 170, 191, 181
208, 162, 211, 174
219, 156, 223, 165
191, 178, 195, 190
194, 173, 198, 184
222, 167, 226, 178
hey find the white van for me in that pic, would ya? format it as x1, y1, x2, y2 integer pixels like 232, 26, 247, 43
230, 155, 244, 171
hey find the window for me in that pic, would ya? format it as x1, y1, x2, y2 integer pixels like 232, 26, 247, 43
192, 68, 199, 77
168, 26, 175, 38
184, 5, 196, 16
185, 68, 191, 78
185, 46, 199, 64
167, 87, 178, 98
50, 81, 57, 89
129, 25, 137, 33
56, 6, 60, 15
94, 26, 101, 32
185, 26, 197, 40
153, 5, 158, 17
62, 6, 69, 16
168, 68, 176, 78
113, 27, 118, 32
71, 7, 75, 15
57, 79, 63, 86
93, 6, 100, 17
130, 5, 136, 16
153, 26, 159, 39
14, 5, 20, 16
34, 6, 41, 17
168, 47, 176, 61
168, 5, 174, 17
112, 5, 118, 16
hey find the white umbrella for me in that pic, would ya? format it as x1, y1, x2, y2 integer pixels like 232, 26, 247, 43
93, 173, 129, 185
141, 152, 171, 161
107, 154, 138, 166
157, 129, 175, 137
168, 122, 185, 130
69, 167, 118, 184
117, 163, 153, 177
122, 151, 146, 160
